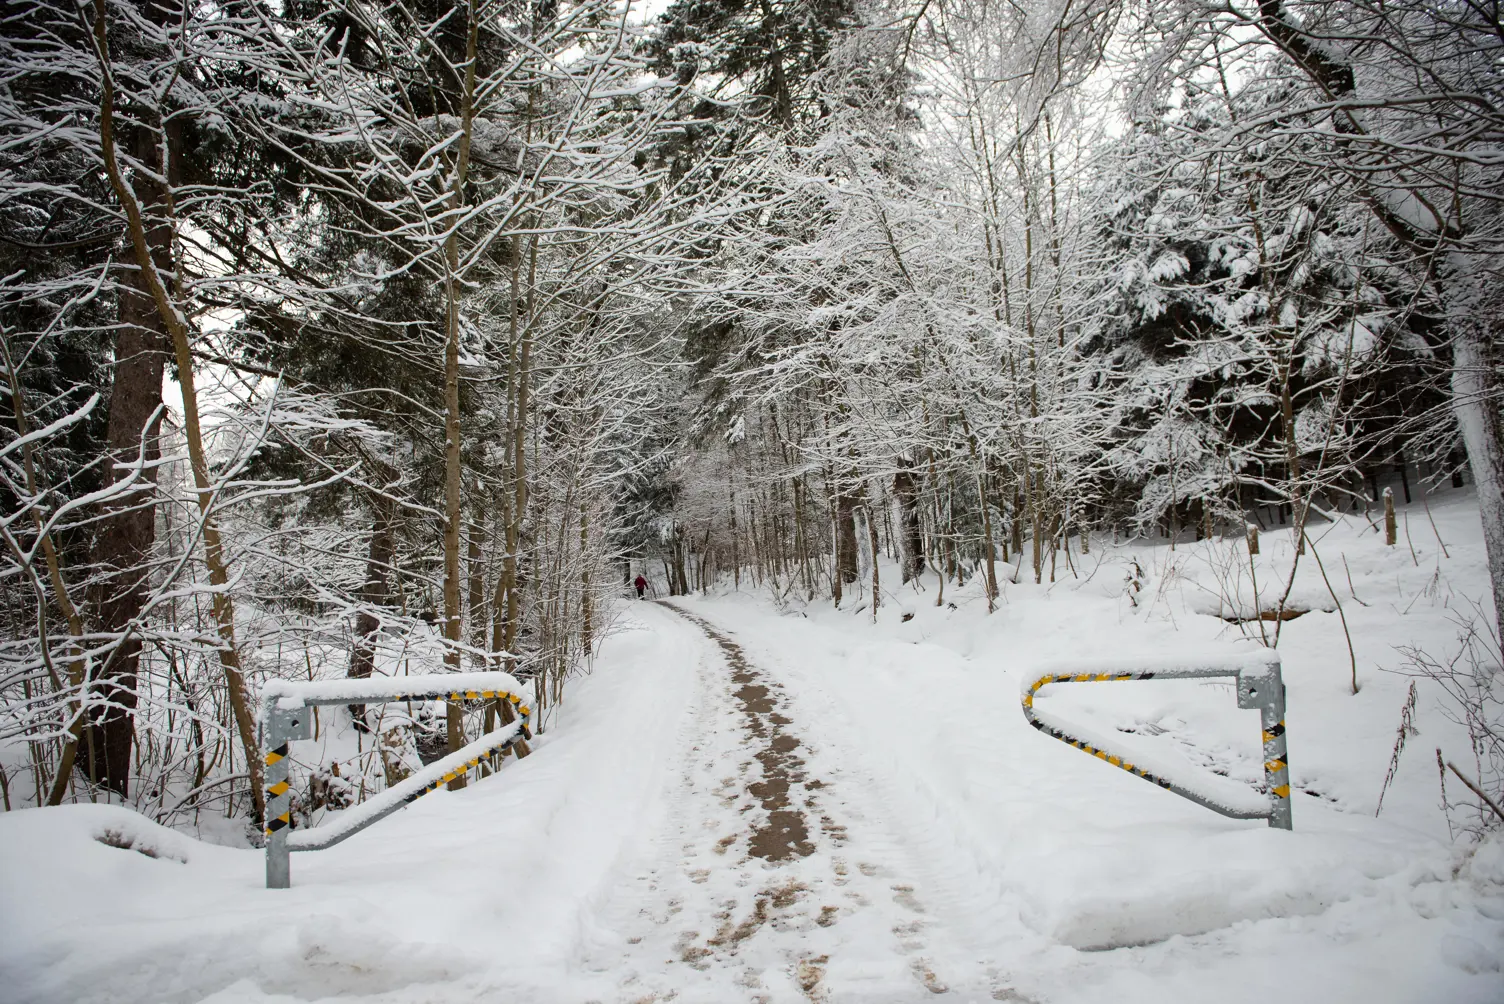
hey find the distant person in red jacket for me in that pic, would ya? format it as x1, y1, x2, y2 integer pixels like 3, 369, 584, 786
634, 574, 647, 599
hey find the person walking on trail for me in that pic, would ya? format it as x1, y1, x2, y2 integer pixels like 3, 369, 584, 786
634, 574, 647, 599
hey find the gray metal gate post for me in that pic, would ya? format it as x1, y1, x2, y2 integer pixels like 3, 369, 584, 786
263, 704, 311, 889
1240, 663, 1291, 830
1021, 652, 1291, 830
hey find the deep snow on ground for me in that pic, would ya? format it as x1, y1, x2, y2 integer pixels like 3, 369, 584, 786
3, 487, 1504, 1003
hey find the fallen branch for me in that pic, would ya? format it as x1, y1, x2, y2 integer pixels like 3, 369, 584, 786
1445, 758, 1504, 823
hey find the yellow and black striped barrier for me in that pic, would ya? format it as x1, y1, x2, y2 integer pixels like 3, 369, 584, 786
260, 672, 534, 888
1020, 655, 1291, 830
283, 721, 528, 855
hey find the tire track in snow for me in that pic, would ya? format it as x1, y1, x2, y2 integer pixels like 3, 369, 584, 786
646, 602, 995, 1002
663, 602, 1046, 1003
577, 600, 1027, 1001
663, 603, 814, 863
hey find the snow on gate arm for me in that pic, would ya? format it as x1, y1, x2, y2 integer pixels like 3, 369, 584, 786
1021, 649, 1282, 686
263, 670, 529, 710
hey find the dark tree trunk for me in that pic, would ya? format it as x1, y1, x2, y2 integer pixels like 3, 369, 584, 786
672, 529, 689, 596
347, 505, 394, 731
835, 478, 860, 585
80, 123, 171, 796
467, 519, 487, 660
1011, 491, 1024, 558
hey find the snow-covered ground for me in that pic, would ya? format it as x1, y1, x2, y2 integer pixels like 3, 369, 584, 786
3, 490, 1503, 1002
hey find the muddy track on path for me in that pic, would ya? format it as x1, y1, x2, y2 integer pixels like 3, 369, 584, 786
628, 603, 1005, 1001
662, 602, 815, 862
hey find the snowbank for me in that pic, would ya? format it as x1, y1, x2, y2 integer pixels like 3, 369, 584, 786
0, 604, 708, 1004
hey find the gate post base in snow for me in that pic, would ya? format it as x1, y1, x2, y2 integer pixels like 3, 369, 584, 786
262, 704, 310, 889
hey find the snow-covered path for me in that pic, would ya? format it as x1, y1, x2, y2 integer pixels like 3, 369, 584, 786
0, 602, 712, 1003
3, 578, 1503, 1003
581, 601, 1001, 1001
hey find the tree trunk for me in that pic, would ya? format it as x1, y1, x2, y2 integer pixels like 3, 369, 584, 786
674, 531, 689, 595
835, 477, 860, 586
1011, 491, 1024, 559
893, 463, 925, 583
488, 545, 530, 761
441, 5, 480, 786
347, 504, 393, 731
1452, 319, 1504, 644
580, 503, 592, 656
80, 111, 170, 797
90, 1, 263, 821
1031, 469, 1043, 585
503, 237, 534, 654
1280, 365, 1304, 555
978, 470, 998, 608
729, 483, 740, 588
440, 215, 466, 782
468, 519, 487, 662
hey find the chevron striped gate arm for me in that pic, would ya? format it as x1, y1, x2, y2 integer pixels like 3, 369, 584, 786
1020, 652, 1290, 830
259, 671, 533, 888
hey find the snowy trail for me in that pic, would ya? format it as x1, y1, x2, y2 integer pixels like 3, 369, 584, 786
4, 585, 1503, 1003
643, 602, 1044, 1000
574, 601, 1007, 1001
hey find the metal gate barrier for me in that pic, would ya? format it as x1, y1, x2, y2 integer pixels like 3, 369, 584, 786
260, 672, 532, 888
1021, 651, 1291, 829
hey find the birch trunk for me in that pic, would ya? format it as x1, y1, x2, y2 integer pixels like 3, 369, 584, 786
1451, 317, 1504, 644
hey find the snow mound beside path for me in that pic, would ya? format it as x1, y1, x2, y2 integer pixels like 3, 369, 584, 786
0, 603, 705, 1004
668, 495, 1504, 1004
